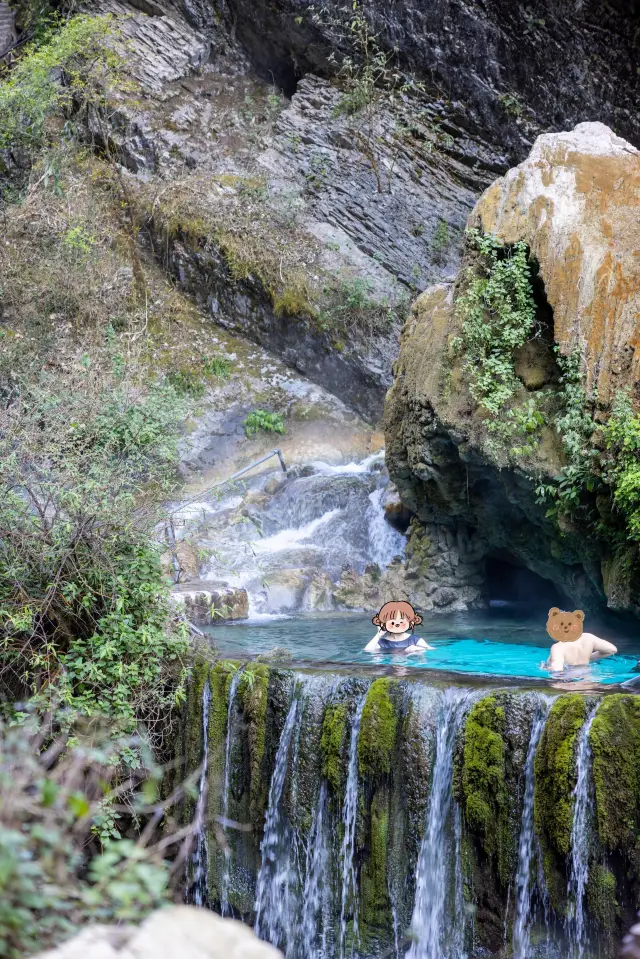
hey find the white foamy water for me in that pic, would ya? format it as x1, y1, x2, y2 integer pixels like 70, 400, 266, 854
253, 509, 343, 553
367, 487, 406, 567
220, 669, 241, 917
567, 704, 599, 959
254, 696, 300, 946
513, 699, 551, 959
312, 450, 385, 475
186, 681, 211, 907
339, 693, 367, 959
408, 689, 470, 959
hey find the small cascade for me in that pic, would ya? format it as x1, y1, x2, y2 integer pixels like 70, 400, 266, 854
366, 487, 406, 568
513, 700, 551, 959
408, 688, 471, 959
300, 781, 332, 959
567, 704, 599, 959
187, 680, 212, 907
219, 668, 241, 917
339, 694, 367, 959
254, 695, 300, 946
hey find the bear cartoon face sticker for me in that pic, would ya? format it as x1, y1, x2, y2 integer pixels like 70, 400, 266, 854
546, 607, 584, 643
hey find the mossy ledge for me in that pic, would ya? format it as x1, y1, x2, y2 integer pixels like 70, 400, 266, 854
534, 694, 588, 910
321, 701, 348, 797
358, 679, 399, 781
590, 694, 640, 853
460, 694, 511, 884
236, 663, 271, 826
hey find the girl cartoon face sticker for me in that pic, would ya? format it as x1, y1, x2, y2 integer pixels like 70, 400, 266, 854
372, 601, 423, 634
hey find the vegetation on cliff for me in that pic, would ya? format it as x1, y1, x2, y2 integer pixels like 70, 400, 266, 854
534, 694, 587, 908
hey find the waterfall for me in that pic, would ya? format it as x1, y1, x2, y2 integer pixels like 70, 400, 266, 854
187, 680, 212, 907
513, 700, 551, 959
567, 704, 599, 959
339, 693, 367, 959
300, 780, 331, 959
254, 695, 300, 946
366, 487, 406, 568
408, 688, 470, 959
219, 668, 241, 917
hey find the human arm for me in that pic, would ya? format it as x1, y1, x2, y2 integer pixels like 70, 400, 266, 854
364, 629, 385, 652
547, 643, 565, 672
406, 638, 435, 653
590, 636, 617, 659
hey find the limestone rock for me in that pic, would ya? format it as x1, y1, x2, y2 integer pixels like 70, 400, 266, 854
385, 122, 640, 612
171, 585, 249, 624
475, 122, 640, 408
33, 905, 282, 959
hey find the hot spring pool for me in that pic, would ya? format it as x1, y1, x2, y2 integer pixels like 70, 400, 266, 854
207, 608, 640, 685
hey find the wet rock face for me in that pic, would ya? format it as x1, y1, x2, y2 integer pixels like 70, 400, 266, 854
205, 0, 640, 160
385, 123, 640, 613
179, 667, 640, 957
475, 122, 640, 408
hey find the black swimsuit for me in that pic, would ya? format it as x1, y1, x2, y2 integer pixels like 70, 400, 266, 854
377, 632, 415, 651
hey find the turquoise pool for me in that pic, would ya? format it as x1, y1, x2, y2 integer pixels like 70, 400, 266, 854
207, 609, 640, 685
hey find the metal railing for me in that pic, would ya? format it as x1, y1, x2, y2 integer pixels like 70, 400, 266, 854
165, 448, 287, 584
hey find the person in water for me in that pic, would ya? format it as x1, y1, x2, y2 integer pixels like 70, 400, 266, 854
364, 601, 435, 654
544, 607, 617, 671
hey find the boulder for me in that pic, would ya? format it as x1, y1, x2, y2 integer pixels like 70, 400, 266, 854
385, 123, 640, 613
33, 905, 282, 959
171, 585, 249, 625
474, 122, 640, 408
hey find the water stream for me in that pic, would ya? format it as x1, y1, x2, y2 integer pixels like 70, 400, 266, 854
513, 700, 551, 959
407, 688, 471, 959
300, 780, 332, 959
254, 694, 300, 945
339, 694, 368, 959
567, 704, 599, 959
187, 680, 211, 907
219, 668, 241, 917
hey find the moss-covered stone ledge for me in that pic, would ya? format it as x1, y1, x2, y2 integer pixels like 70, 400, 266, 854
175, 663, 640, 953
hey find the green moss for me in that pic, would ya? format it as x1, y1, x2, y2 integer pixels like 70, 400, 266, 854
184, 659, 211, 774
358, 679, 398, 780
359, 788, 391, 936
534, 694, 587, 910
321, 702, 348, 796
534, 695, 587, 857
237, 663, 270, 823
590, 695, 640, 853
208, 661, 239, 784
461, 695, 511, 885
587, 864, 618, 932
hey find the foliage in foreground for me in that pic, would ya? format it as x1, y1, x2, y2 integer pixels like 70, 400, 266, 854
0, 713, 184, 959
0, 361, 189, 738
0, 14, 122, 156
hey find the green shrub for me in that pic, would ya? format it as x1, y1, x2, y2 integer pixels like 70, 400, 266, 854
243, 409, 285, 437
0, 714, 172, 958
0, 15, 122, 155
454, 229, 537, 418
165, 368, 206, 398
0, 365, 189, 737
203, 356, 232, 378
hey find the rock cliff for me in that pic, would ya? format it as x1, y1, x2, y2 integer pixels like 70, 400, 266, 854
385, 122, 640, 614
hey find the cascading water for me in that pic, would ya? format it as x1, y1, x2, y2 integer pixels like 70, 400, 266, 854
339, 694, 368, 959
300, 780, 332, 959
408, 688, 471, 959
219, 668, 241, 917
187, 680, 212, 907
254, 694, 300, 947
513, 699, 551, 959
567, 704, 599, 959
199, 452, 404, 615
366, 487, 406, 568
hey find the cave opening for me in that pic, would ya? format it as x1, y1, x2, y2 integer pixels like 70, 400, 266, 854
485, 553, 567, 610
